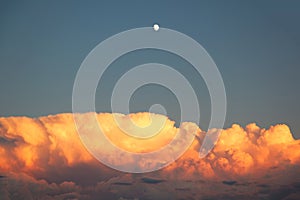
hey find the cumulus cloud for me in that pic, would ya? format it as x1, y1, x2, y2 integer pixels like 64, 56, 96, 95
0, 112, 300, 199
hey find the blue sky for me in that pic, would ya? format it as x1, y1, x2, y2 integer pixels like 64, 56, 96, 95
0, 1, 300, 137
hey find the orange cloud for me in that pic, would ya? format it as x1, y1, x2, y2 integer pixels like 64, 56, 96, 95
0, 113, 300, 177
0, 113, 300, 176
1, 112, 300, 199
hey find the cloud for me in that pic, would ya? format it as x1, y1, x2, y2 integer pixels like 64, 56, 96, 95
0, 112, 300, 199
166, 122, 300, 179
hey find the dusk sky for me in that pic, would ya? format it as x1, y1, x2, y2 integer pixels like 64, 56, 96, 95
1, 1, 300, 199
1, 1, 300, 137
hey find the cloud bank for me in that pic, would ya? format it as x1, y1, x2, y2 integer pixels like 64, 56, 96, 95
0, 112, 300, 199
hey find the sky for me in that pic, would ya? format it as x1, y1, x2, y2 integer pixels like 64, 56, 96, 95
0, 0, 300, 137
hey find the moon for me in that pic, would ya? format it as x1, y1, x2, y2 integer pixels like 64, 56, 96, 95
153, 24, 160, 31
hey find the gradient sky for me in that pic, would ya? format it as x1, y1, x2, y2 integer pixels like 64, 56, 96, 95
0, 1, 300, 137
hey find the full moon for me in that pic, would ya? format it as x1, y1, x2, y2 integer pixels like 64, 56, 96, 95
153, 24, 160, 31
